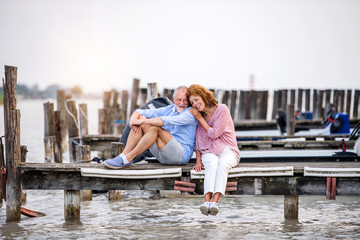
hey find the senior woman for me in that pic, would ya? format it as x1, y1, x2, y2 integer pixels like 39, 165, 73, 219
187, 84, 240, 216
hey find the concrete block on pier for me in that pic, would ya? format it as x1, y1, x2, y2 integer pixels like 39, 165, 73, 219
304, 167, 360, 177
81, 168, 182, 179
190, 166, 294, 179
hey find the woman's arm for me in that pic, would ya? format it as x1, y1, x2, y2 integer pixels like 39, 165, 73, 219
189, 108, 210, 131
192, 149, 204, 172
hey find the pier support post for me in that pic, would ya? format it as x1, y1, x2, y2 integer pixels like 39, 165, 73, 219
284, 195, 299, 219
3, 65, 22, 222
108, 143, 124, 200
75, 145, 92, 201
64, 190, 81, 221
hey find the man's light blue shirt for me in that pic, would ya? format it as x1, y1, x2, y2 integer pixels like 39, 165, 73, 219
135, 105, 198, 164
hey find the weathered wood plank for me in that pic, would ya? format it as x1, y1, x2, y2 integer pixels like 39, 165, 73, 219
238, 140, 355, 150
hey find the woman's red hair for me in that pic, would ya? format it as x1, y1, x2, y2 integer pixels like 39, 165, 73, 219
187, 84, 218, 108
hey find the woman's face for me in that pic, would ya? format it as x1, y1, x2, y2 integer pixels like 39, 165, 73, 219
189, 95, 205, 111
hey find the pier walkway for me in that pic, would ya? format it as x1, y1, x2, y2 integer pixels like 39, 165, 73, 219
20, 160, 360, 195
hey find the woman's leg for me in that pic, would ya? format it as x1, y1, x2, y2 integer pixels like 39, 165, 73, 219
201, 153, 219, 196
213, 149, 239, 200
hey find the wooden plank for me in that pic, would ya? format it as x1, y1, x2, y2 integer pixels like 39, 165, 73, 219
238, 140, 355, 150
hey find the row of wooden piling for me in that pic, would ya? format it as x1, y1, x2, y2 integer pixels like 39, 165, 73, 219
102, 80, 360, 132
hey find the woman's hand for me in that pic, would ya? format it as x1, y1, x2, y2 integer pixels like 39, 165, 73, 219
192, 162, 204, 172
189, 107, 202, 120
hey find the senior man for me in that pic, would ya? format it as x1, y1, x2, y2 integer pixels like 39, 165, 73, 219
104, 86, 198, 169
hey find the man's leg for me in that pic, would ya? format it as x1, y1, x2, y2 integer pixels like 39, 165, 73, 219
125, 126, 171, 162
122, 116, 149, 156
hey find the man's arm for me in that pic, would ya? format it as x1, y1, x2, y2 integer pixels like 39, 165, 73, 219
132, 117, 164, 127
160, 109, 197, 126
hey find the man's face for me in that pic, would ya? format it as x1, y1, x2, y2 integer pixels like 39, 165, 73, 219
173, 89, 189, 113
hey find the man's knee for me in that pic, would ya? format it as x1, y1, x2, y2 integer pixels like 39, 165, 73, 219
147, 125, 162, 133
140, 116, 152, 132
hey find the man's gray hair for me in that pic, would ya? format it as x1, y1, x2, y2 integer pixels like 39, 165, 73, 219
173, 86, 187, 98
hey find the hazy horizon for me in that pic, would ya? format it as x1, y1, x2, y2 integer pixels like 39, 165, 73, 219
1, 0, 359, 94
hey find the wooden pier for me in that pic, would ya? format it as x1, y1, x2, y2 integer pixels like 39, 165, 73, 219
2, 65, 360, 223
19, 159, 360, 221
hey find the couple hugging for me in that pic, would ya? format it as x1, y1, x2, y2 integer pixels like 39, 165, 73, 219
104, 84, 240, 216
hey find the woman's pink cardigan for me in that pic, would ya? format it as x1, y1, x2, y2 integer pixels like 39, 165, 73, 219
195, 104, 240, 160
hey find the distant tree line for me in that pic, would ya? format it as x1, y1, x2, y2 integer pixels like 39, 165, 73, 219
0, 84, 83, 104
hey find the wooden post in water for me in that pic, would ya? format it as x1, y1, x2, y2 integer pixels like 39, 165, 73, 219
163, 88, 174, 101
147, 82, 158, 101
304, 89, 310, 111
222, 90, 230, 109
339, 90, 345, 113
64, 190, 81, 221
333, 89, 340, 112
238, 90, 246, 120
3, 65, 22, 222
290, 89, 296, 106
20, 146, 27, 204
286, 104, 295, 136
0, 136, 4, 205
230, 90, 237, 120
284, 195, 299, 219
121, 90, 129, 121
75, 145, 92, 201
325, 89, 332, 108
103, 91, 114, 134
130, 78, 140, 115
280, 89, 288, 112
108, 142, 124, 200
346, 89, 352, 117
98, 108, 106, 135
64, 99, 81, 221
272, 90, 280, 119
56, 90, 68, 154
79, 103, 88, 138
54, 110, 63, 163
353, 90, 360, 118
66, 100, 79, 163
139, 88, 147, 106
313, 89, 320, 119
297, 89, 303, 112
44, 102, 57, 163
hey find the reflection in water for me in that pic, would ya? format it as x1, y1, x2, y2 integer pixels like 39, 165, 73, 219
0, 222, 26, 239
1, 187, 360, 239
281, 219, 302, 234
1, 101, 360, 239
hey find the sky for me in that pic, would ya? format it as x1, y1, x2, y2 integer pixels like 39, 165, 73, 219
0, 0, 359, 94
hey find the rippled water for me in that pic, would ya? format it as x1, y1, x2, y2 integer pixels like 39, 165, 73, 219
1, 99, 360, 239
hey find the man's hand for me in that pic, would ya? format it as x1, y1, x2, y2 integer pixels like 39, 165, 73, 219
129, 112, 143, 133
